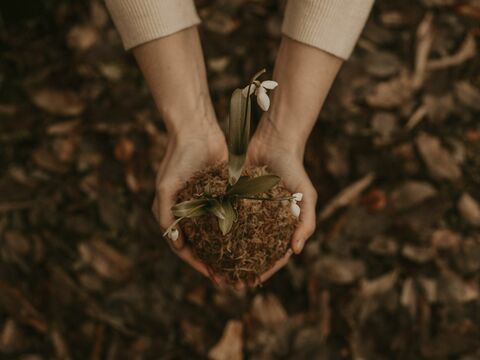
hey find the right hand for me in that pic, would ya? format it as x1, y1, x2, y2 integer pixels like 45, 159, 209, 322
152, 123, 227, 282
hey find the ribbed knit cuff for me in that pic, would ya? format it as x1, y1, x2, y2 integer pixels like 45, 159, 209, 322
282, 0, 374, 59
105, 0, 201, 50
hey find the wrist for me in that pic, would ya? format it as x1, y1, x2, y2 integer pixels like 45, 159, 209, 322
254, 114, 307, 160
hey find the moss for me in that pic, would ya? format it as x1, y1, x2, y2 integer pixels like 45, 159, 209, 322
177, 163, 297, 284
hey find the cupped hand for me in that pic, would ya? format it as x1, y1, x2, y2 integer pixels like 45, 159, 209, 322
152, 124, 227, 282
245, 131, 318, 285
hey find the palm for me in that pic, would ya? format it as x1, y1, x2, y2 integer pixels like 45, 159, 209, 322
245, 135, 318, 285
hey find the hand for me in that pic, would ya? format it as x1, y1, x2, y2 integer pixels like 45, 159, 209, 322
152, 124, 227, 282
246, 127, 318, 285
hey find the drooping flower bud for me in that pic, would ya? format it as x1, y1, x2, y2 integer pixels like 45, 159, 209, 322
169, 228, 179, 241
292, 192, 303, 202
290, 201, 301, 217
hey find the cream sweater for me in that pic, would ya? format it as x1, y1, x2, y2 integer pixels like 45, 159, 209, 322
105, 0, 374, 60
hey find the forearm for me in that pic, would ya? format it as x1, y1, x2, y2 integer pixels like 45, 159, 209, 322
257, 36, 343, 156
133, 26, 217, 137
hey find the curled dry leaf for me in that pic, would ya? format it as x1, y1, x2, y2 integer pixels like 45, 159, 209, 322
454, 81, 480, 112
457, 193, 480, 226
208, 320, 243, 360
31, 88, 85, 116
250, 294, 288, 328
390, 180, 437, 210
319, 173, 375, 221
314, 256, 366, 284
67, 25, 99, 50
78, 240, 132, 282
365, 71, 414, 108
415, 132, 462, 181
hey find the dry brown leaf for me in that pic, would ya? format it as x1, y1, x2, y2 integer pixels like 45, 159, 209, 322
251, 294, 288, 328
314, 256, 366, 284
31, 88, 85, 116
415, 132, 462, 181
67, 25, 99, 50
413, 13, 434, 88
390, 181, 437, 210
455, 81, 480, 111
427, 32, 476, 70
114, 137, 135, 162
458, 193, 480, 226
0, 282, 48, 333
78, 240, 132, 281
366, 71, 414, 108
319, 173, 375, 221
46, 119, 82, 135
208, 320, 243, 360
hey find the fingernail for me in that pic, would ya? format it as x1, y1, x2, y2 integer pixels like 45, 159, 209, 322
294, 239, 304, 254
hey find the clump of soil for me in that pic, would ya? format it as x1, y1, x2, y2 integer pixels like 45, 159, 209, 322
177, 163, 297, 284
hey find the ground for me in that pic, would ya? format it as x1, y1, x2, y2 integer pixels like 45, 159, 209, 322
0, 0, 480, 359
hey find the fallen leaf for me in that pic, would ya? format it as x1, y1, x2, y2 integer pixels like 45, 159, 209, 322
31, 88, 85, 116
314, 256, 365, 284
455, 81, 480, 112
416, 132, 462, 181
208, 320, 243, 360
319, 173, 375, 221
390, 180, 437, 210
251, 294, 288, 328
67, 24, 98, 50
458, 193, 480, 226
78, 240, 132, 281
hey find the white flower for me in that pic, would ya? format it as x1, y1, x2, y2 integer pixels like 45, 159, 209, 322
292, 193, 303, 202
168, 228, 179, 241
290, 201, 301, 217
242, 80, 278, 111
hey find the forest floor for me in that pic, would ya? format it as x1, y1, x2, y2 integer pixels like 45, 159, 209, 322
1, 0, 480, 359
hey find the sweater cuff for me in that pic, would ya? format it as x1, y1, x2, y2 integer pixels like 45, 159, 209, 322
282, 0, 374, 60
105, 0, 201, 50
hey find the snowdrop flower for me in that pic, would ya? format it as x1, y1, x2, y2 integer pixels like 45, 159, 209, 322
290, 201, 301, 217
242, 80, 278, 111
292, 193, 303, 202
289, 192, 303, 217
167, 228, 179, 241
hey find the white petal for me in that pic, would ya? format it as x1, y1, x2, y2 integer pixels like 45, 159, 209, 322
169, 228, 179, 241
290, 202, 301, 217
292, 193, 303, 202
256, 87, 270, 111
261, 80, 278, 90
242, 84, 256, 97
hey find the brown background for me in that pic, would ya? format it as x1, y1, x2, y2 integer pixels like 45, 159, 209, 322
0, 0, 479, 359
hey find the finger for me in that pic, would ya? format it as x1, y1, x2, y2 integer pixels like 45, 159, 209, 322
157, 181, 185, 250
175, 246, 211, 278
251, 249, 293, 287
292, 186, 317, 254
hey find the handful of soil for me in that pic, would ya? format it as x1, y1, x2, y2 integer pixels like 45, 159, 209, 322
176, 163, 297, 284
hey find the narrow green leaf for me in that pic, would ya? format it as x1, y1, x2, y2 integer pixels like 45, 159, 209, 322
217, 199, 236, 235
208, 199, 226, 219
226, 175, 280, 197
228, 89, 251, 184
171, 199, 209, 218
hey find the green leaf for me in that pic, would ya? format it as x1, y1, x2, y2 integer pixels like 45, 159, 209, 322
228, 88, 251, 184
208, 199, 226, 219
171, 199, 209, 218
226, 175, 280, 197
217, 199, 236, 235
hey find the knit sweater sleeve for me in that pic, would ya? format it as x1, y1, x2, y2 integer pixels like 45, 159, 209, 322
105, 0, 201, 50
282, 0, 374, 59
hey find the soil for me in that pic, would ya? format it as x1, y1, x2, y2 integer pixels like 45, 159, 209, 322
1, 0, 479, 359
177, 163, 296, 284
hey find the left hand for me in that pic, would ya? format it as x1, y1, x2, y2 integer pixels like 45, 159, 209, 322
245, 129, 318, 285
